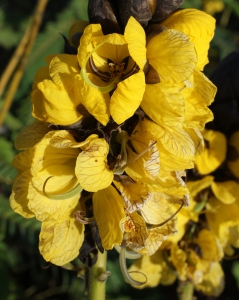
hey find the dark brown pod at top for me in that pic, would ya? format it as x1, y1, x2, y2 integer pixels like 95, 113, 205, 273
117, 0, 155, 28
88, 0, 122, 34
152, 0, 184, 22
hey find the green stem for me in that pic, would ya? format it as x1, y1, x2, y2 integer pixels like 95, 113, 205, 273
178, 280, 194, 300
88, 251, 107, 300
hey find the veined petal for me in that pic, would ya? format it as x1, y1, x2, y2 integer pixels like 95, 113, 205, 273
29, 167, 80, 221
140, 193, 177, 225
30, 131, 79, 176
93, 186, 125, 249
15, 121, 50, 150
110, 71, 145, 124
147, 29, 197, 84
12, 148, 34, 174
125, 212, 148, 251
77, 23, 103, 67
125, 16, 147, 70
75, 138, 113, 192
50, 130, 98, 149
141, 83, 184, 127
49, 54, 80, 90
93, 34, 129, 63
161, 9, 215, 70
113, 181, 152, 213
32, 65, 51, 90
10, 172, 34, 218
75, 75, 110, 125
138, 225, 177, 256
151, 124, 195, 159
32, 80, 83, 125
39, 213, 84, 266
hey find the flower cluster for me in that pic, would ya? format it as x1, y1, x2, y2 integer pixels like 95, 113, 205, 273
129, 127, 239, 295
10, 5, 216, 287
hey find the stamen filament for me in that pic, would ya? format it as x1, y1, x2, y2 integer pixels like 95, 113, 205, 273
119, 239, 147, 286
80, 41, 119, 93
43, 176, 83, 200
147, 200, 184, 229
114, 141, 157, 175
114, 245, 142, 260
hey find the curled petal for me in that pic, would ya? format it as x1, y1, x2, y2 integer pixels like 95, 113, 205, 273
75, 138, 113, 192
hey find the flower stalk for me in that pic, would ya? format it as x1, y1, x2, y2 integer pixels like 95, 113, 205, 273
87, 251, 107, 300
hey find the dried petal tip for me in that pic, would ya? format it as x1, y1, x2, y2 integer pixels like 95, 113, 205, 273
88, 0, 121, 34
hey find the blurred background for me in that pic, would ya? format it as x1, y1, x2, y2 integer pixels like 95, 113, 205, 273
0, 0, 239, 299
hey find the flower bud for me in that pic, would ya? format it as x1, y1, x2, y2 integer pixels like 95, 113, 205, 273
88, 0, 121, 34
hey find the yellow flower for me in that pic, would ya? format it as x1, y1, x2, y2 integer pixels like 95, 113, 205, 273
194, 129, 227, 174
203, 0, 225, 15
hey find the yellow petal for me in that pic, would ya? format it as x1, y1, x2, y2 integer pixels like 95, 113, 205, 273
140, 193, 177, 225
161, 9, 215, 70
75, 75, 110, 125
50, 130, 98, 149
93, 34, 129, 63
32, 65, 51, 90
194, 229, 223, 262
152, 124, 195, 159
68, 20, 89, 46
12, 148, 34, 174
15, 121, 50, 150
141, 83, 184, 127
138, 225, 177, 256
125, 16, 147, 70
93, 186, 125, 249
194, 130, 227, 174
147, 29, 197, 84
212, 181, 239, 204
32, 80, 83, 125
75, 138, 113, 192
49, 54, 80, 90
77, 23, 103, 67
29, 169, 80, 222
195, 262, 224, 297
110, 71, 146, 124
169, 244, 188, 280
39, 214, 84, 266
113, 181, 152, 213
125, 212, 148, 251
30, 131, 79, 176
129, 251, 176, 289
187, 176, 214, 198
10, 172, 34, 218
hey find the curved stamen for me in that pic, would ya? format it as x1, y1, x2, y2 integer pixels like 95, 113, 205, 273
119, 239, 147, 286
113, 141, 157, 175
80, 41, 119, 93
74, 210, 95, 224
89, 56, 111, 81
114, 245, 142, 260
147, 200, 184, 229
43, 176, 83, 200
121, 62, 140, 80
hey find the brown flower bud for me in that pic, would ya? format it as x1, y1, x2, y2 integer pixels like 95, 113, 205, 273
117, 0, 154, 28
88, 0, 122, 34
152, 0, 184, 22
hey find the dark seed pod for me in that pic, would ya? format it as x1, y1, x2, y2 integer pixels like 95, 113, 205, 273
88, 0, 122, 34
151, 0, 184, 22
117, 0, 154, 28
